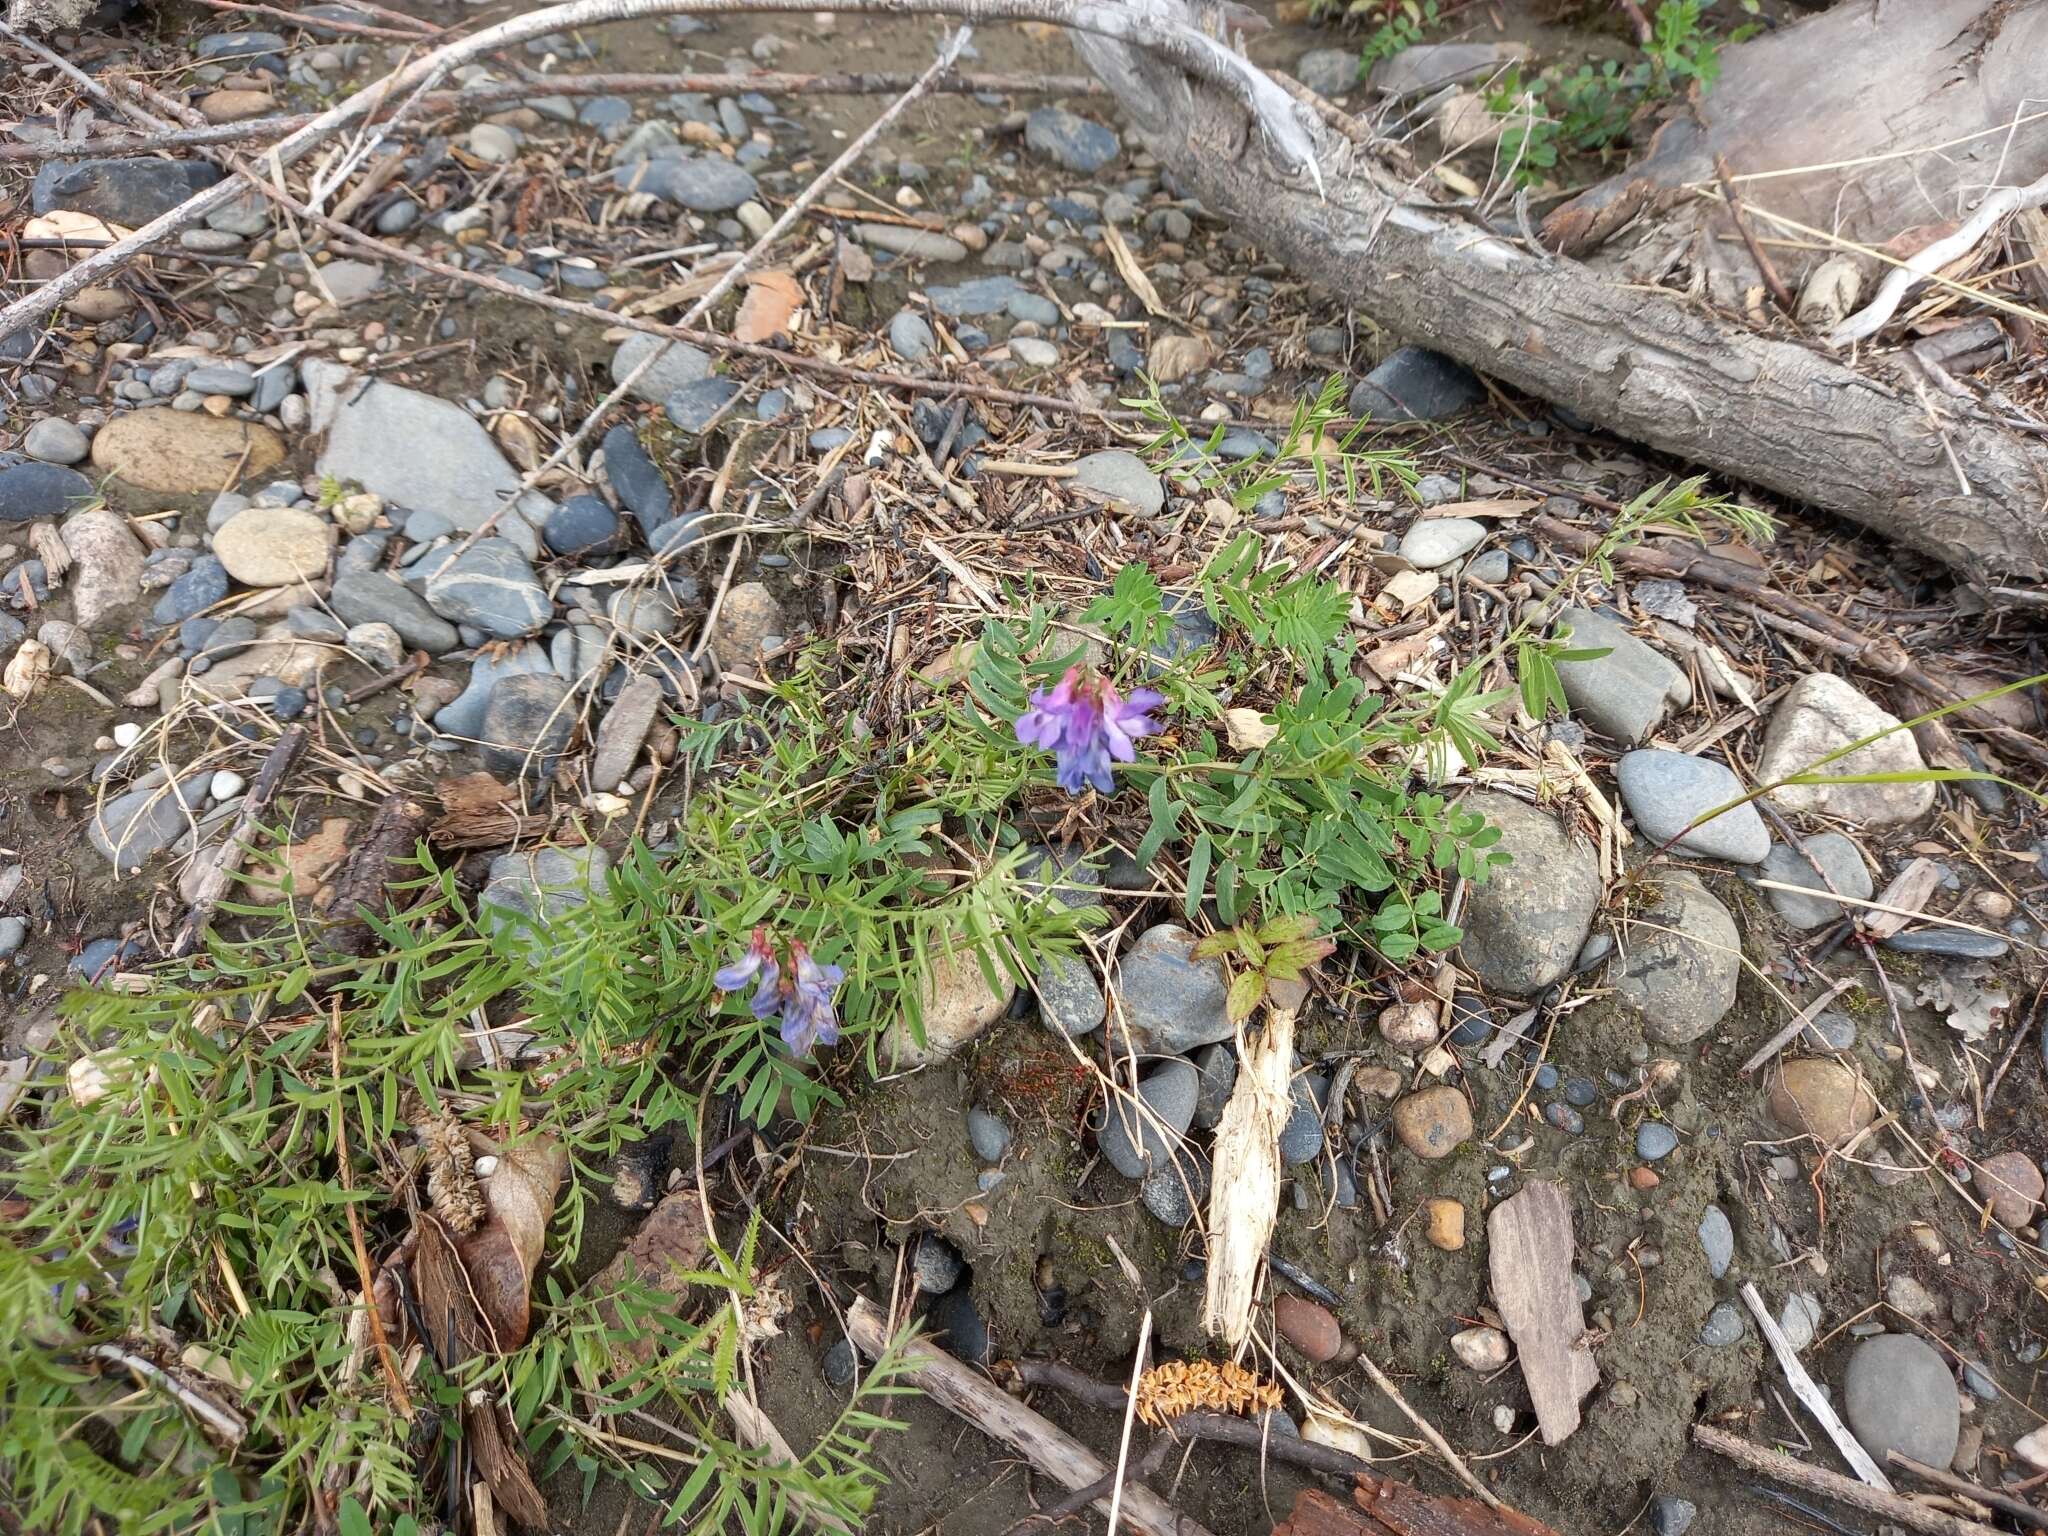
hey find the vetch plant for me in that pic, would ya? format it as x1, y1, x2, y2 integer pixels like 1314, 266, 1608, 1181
714, 927, 847, 1055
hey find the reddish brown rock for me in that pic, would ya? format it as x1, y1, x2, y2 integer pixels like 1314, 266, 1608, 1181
1275, 1294, 1343, 1363
1980, 1151, 2043, 1228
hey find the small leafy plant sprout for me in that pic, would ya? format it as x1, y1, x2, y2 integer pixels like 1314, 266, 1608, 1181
715, 925, 846, 1055
1196, 914, 1339, 1023
1014, 663, 1165, 795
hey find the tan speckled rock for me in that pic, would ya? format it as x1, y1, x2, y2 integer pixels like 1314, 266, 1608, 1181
91, 409, 285, 494
1768, 1057, 1877, 1146
1391, 1086, 1473, 1160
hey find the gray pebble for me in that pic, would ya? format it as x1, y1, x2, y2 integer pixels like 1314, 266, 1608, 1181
966, 1107, 1012, 1162
1699, 1300, 1745, 1347
1636, 1123, 1679, 1161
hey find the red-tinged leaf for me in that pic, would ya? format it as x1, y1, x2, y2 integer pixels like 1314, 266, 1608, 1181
1255, 913, 1324, 946
1226, 967, 1266, 1024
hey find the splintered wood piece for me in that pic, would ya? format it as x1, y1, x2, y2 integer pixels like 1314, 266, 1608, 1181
1203, 997, 1300, 1345
845, 1297, 1213, 1536
1273, 1480, 1566, 1536
1487, 1181, 1596, 1446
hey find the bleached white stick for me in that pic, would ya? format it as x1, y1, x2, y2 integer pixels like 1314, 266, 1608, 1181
1738, 1280, 1892, 1492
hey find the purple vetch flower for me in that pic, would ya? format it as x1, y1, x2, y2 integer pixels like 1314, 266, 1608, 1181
713, 927, 782, 1020
1015, 664, 1164, 795
713, 928, 845, 1056
777, 942, 845, 1055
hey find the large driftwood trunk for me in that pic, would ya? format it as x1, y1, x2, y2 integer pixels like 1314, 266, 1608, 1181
1074, 2, 2048, 583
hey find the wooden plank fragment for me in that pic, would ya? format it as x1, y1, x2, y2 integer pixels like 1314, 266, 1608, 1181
1486, 1181, 1596, 1446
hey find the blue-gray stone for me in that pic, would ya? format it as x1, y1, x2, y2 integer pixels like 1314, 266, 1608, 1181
89, 773, 211, 867
615, 154, 757, 211
151, 556, 228, 627
1615, 749, 1770, 863
1111, 924, 1231, 1054
809, 428, 853, 452
1636, 1122, 1679, 1161
1883, 928, 2009, 959
33, 158, 222, 224
1098, 1057, 1199, 1178
543, 495, 620, 558
666, 377, 741, 433
966, 1108, 1012, 1162
1006, 292, 1060, 326
600, 423, 670, 534
1562, 1076, 1597, 1108
195, 30, 286, 58
926, 275, 1028, 318
755, 389, 789, 421
1348, 347, 1484, 421
479, 671, 574, 778
249, 364, 294, 413
0, 915, 25, 960
399, 509, 453, 544
1278, 1073, 1328, 1167
927, 1287, 989, 1365
185, 365, 254, 397
286, 607, 346, 642
1025, 106, 1120, 173
272, 684, 308, 720
431, 644, 551, 741
331, 568, 458, 653
1533, 1064, 1559, 1091
1698, 1204, 1734, 1277
0, 460, 93, 522
1700, 1300, 1745, 1347
888, 309, 936, 360
1648, 1496, 1696, 1536
1446, 993, 1493, 1047
424, 538, 549, 639
577, 96, 633, 136
1761, 832, 1872, 930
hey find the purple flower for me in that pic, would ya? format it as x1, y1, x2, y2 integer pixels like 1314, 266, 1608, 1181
1015, 665, 1164, 795
778, 942, 845, 1055
714, 928, 782, 1020
714, 929, 844, 1056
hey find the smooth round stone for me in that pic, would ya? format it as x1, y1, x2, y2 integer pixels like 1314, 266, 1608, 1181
1636, 1123, 1679, 1161
185, 365, 255, 396
1068, 449, 1164, 515
1277, 1073, 1328, 1166
1275, 1294, 1343, 1363
209, 769, 246, 801
1980, 1151, 2043, 1227
0, 460, 94, 521
23, 417, 90, 465
91, 409, 285, 494
1841, 1334, 1960, 1468
467, 123, 519, 163
1398, 516, 1486, 569
212, 506, 331, 586
112, 721, 143, 748
966, 1107, 1012, 1162
821, 1337, 856, 1387
1109, 924, 1230, 1054
1390, 1086, 1473, 1160
543, 495, 621, 558
1768, 1057, 1877, 1147
1615, 750, 1769, 864
1097, 1057, 1198, 1178
1451, 1325, 1509, 1371
1446, 993, 1492, 1046
1562, 1076, 1597, 1108
1699, 1300, 1745, 1347
1543, 1102, 1583, 1135
1139, 1152, 1206, 1226
1761, 832, 1873, 930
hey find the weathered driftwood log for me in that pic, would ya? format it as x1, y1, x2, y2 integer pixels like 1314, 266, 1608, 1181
1072, 2, 2048, 582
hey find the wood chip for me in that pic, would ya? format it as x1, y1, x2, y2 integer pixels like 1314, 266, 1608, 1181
1863, 855, 1940, 940
1104, 221, 1169, 318
1488, 1181, 1597, 1446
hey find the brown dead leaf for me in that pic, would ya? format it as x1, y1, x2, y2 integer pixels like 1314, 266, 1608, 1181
736, 270, 804, 343
1863, 857, 1940, 941
412, 1215, 494, 1364
493, 413, 541, 473
1378, 569, 1438, 611
244, 816, 353, 906
454, 1136, 566, 1351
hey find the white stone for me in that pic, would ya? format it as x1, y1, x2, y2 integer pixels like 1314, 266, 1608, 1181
113, 721, 142, 748
1757, 672, 1934, 826
1452, 1326, 1510, 1371
1010, 336, 1059, 367
210, 769, 247, 801
1398, 516, 1487, 569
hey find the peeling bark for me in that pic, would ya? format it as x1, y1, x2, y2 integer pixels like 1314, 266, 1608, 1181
1073, 5, 2048, 582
